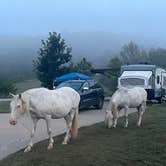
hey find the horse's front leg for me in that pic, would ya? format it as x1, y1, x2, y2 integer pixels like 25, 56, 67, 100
124, 107, 129, 128
112, 110, 118, 128
62, 110, 75, 145
45, 115, 54, 150
24, 118, 38, 153
137, 102, 145, 126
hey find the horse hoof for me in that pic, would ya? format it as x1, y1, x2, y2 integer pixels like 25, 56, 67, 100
47, 144, 53, 150
24, 146, 31, 153
62, 141, 67, 145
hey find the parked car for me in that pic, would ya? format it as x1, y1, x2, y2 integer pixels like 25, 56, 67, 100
56, 79, 104, 109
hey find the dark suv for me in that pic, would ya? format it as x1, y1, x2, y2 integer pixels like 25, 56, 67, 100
56, 79, 104, 109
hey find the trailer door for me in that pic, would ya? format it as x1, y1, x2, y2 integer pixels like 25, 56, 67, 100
161, 72, 166, 89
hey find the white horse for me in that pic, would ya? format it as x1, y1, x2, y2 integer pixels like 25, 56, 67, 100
9, 87, 80, 152
105, 87, 147, 128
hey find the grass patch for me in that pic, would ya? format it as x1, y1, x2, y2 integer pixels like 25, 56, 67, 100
0, 101, 10, 113
1, 104, 166, 166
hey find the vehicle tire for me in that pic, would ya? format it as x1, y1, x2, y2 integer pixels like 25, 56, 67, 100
94, 97, 104, 109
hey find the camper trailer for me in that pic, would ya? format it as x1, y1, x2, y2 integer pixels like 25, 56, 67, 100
118, 64, 166, 102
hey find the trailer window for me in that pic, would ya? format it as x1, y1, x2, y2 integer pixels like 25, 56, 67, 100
120, 78, 145, 87
157, 76, 160, 84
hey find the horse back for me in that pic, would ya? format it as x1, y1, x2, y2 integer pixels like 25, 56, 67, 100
23, 87, 80, 118
111, 87, 147, 108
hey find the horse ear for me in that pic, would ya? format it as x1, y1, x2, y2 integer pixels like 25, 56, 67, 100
9, 93, 15, 97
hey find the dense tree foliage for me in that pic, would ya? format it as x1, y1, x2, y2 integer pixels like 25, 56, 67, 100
107, 57, 122, 92
108, 57, 122, 76
96, 57, 122, 95
73, 57, 94, 76
34, 32, 72, 89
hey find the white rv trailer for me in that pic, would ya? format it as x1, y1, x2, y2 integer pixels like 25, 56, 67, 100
118, 64, 166, 102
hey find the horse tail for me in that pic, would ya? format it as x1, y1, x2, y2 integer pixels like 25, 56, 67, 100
71, 109, 78, 139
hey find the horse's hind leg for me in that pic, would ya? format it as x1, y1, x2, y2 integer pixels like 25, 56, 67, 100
137, 102, 146, 126
24, 118, 38, 153
45, 115, 54, 150
62, 109, 75, 145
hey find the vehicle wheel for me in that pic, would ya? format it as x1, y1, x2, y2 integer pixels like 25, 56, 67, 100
95, 98, 104, 109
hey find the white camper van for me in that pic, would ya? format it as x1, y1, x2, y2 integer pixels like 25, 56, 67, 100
118, 64, 166, 102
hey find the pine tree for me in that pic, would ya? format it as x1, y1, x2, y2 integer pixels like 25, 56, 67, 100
34, 32, 72, 89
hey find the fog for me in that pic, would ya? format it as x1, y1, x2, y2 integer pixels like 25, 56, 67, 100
0, 0, 166, 77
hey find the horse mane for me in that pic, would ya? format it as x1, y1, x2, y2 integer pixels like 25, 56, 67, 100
19, 93, 30, 113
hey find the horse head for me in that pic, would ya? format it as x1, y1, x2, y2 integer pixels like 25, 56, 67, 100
9, 93, 26, 125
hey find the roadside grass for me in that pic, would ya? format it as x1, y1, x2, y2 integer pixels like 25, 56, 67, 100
1, 104, 166, 166
0, 101, 10, 113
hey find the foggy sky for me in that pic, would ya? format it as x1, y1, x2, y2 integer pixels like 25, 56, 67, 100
0, 0, 166, 39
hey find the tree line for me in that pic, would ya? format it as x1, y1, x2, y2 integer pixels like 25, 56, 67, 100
100, 42, 166, 94
34, 32, 166, 91
1, 32, 166, 97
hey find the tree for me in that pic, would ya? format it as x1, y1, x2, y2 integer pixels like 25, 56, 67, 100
34, 32, 72, 89
108, 57, 122, 76
74, 57, 94, 76
149, 48, 166, 68
107, 57, 122, 92
120, 41, 148, 64
96, 57, 122, 96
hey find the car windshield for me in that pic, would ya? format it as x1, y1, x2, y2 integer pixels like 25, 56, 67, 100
56, 81, 83, 91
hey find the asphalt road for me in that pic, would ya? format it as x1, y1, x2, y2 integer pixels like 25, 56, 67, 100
0, 101, 136, 160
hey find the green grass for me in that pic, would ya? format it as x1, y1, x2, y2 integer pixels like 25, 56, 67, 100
0, 101, 10, 113
0, 104, 166, 166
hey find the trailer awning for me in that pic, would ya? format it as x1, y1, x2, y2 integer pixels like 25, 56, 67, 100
120, 71, 152, 79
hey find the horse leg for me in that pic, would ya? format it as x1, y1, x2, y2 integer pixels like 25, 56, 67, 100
112, 110, 118, 128
137, 102, 145, 126
24, 118, 38, 153
45, 115, 54, 150
123, 107, 129, 128
62, 109, 75, 145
